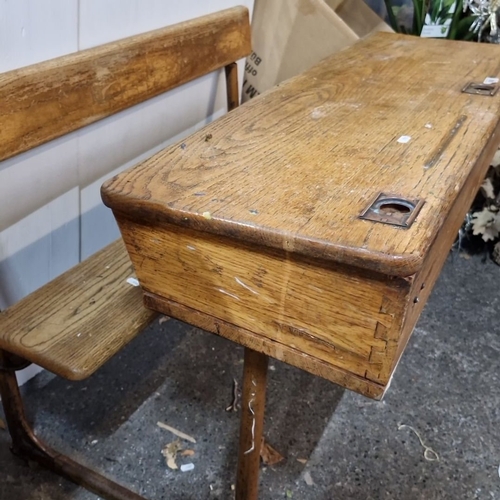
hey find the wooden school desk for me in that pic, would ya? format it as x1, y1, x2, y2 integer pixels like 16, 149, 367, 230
102, 32, 500, 499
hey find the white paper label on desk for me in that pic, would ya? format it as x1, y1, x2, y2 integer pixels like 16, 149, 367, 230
484, 77, 499, 85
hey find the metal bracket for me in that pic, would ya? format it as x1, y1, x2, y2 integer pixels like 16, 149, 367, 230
462, 82, 498, 96
359, 193, 424, 228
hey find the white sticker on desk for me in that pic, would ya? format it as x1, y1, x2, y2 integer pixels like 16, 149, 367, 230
483, 77, 499, 85
397, 135, 411, 144
126, 277, 140, 287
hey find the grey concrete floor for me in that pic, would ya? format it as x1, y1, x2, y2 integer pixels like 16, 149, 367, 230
0, 251, 499, 500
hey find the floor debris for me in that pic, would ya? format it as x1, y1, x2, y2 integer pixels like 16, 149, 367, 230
398, 423, 439, 461
260, 437, 284, 465
158, 316, 170, 325
161, 439, 182, 470
303, 471, 314, 486
181, 449, 195, 457
180, 463, 194, 472
157, 421, 196, 443
225, 378, 240, 412
296, 458, 307, 465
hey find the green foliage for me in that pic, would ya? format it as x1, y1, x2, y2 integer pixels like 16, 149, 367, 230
384, 0, 477, 40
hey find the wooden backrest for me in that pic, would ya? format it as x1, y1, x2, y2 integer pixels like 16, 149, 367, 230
0, 6, 251, 162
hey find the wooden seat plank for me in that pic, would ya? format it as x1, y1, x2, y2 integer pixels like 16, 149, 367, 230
0, 240, 157, 380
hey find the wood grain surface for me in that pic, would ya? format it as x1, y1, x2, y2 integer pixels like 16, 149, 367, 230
118, 216, 408, 388
143, 292, 385, 399
102, 32, 500, 277
102, 32, 500, 397
0, 6, 250, 162
0, 240, 157, 380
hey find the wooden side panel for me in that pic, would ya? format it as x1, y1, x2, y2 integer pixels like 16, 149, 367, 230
117, 216, 409, 384
144, 291, 385, 399
0, 6, 251, 162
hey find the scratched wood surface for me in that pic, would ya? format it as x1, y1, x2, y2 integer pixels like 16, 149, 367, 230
0, 6, 251, 380
117, 215, 407, 396
0, 6, 250, 162
0, 240, 157, 380
103, 32, 500, 278
102, 33, 500, 397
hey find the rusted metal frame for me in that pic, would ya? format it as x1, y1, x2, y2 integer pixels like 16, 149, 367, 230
359, 193, 425, 228
0, 349, 145, 500
225, 62, 240, 112
235, 347, 269, 500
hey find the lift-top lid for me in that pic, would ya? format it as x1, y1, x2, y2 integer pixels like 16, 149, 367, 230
102, 33, 500, 277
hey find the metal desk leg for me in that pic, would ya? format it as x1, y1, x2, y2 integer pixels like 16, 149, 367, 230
0, 349, 145, 500
235, 347, 269, 500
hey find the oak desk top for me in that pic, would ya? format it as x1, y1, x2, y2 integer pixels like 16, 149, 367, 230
102, 33, 500, 399
103, 32, 500, 278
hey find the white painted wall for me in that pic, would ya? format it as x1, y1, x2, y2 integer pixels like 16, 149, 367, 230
0, 0, 254, 384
